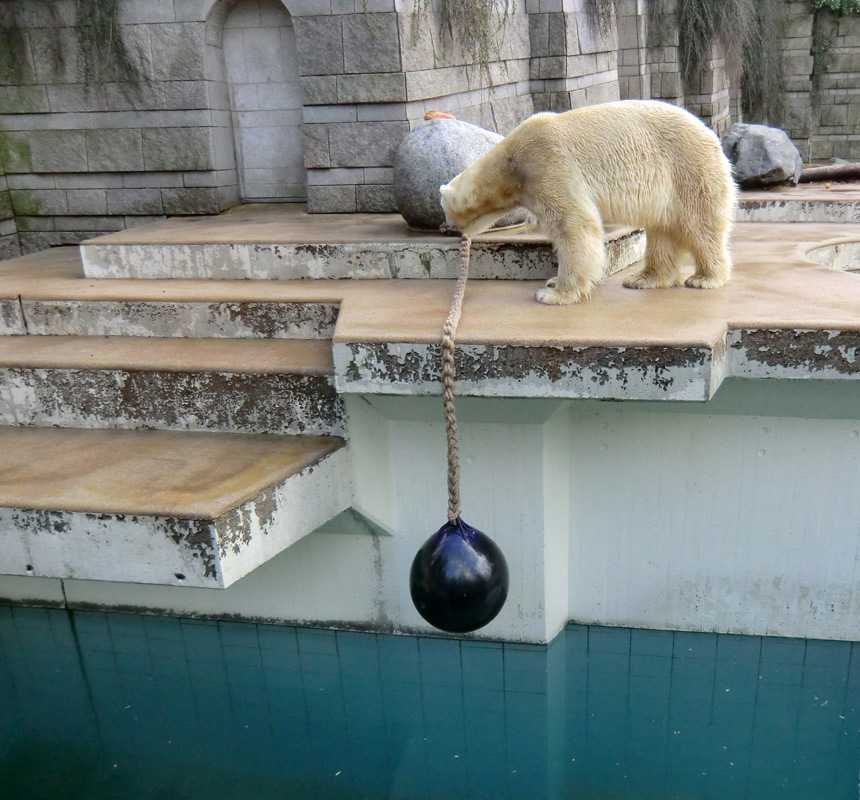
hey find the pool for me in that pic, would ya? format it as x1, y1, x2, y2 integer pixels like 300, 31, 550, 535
1, 606, 858, 799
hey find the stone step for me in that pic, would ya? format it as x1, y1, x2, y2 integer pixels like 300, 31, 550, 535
78, 204, 645, 280
0, 426, 351, 588
0, 336, 344, 436
1, 247, 340, 339
21, 297, 339, 339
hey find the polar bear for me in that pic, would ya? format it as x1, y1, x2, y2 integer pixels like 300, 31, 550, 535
439, 100, 737, 305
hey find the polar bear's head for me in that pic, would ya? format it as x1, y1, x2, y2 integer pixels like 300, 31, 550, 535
439, 168, 514, 237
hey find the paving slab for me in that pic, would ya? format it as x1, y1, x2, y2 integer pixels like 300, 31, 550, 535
0, 427, 350, 588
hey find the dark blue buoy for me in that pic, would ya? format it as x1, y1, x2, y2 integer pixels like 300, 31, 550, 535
409, 517, 509, 633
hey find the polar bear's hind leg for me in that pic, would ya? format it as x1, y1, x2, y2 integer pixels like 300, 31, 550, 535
623, 228, 684, 290
684, 224, 732, 289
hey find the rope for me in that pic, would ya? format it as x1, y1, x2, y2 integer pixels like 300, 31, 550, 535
441, 235, 471, 523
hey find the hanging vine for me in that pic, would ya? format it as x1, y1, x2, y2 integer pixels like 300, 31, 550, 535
412, 0, 516, 82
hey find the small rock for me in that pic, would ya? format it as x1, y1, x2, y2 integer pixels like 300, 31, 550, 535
394, 117, 526, 230
721, 123, 803, 188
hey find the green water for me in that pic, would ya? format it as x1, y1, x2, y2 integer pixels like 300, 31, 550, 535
1, 607, 858, 799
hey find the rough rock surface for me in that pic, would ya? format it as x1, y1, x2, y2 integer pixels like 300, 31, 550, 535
394, 118, 526, 230
721, 123, 804, 189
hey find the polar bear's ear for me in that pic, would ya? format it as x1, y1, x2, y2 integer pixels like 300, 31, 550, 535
439, 183, 451, 197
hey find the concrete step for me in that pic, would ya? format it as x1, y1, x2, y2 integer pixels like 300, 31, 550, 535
0, 426, 351, 588
79, 204, 645, 280
1, 247, 340, 339
0, 336, 344, 436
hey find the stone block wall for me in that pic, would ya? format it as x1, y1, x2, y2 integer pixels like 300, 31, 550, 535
3, 0, 860, 259
527, 0, 620, 113
0, 159, 20, 261
809, 10, 860, 160
299, 1, 534, 213
0, 0, 239, 253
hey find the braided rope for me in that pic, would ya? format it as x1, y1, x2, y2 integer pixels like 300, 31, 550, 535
442, 235, 471, 523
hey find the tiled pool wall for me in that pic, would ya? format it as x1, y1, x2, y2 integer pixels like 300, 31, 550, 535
1, 606, 859, 799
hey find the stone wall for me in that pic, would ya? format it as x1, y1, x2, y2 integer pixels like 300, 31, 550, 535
527, 0, 620, 113
300, 1, 534, 213
0, 0, 237, 253
2, 0, 860, 258
778, 3, 860, 161
0, 159, 20, 261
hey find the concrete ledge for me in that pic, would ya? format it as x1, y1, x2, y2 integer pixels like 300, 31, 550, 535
0, 427, 350, 588
334, 341, 725, 401
81, 227, 644, 280
22, 299, 339, 339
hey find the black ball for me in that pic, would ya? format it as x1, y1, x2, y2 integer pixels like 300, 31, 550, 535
409, 517, 509, 633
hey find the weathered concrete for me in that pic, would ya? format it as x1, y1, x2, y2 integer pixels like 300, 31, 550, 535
22, 299, 338, 338
334, 341, 724, 401
0, 298, 25, 335
738, 185, 860, 223
0, 336, 344, 436
81, 225, 644, 281
0, 427, 350, 588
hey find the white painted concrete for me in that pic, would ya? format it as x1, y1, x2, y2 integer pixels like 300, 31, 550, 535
223, 0, 306, 201
80, 229, 645, 280
0, 447, 352, 589
6, 382, 860, 643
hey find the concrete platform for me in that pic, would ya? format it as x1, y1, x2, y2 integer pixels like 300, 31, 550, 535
79, 204, 645, 281
0, 336, 343, 435
738, 184, 860, 222
0, 427, 349, 588
3, 217, 860, 401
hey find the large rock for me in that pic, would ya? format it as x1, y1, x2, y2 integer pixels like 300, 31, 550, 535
721, 123, 804, 189
394, 117, 526, 230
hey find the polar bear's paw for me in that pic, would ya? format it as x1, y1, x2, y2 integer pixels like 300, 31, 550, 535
623, 270, 680, 290
535, 282, 590, 305
684, 273, 728, 289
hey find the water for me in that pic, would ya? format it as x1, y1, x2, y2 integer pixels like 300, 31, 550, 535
1, 606, 858, 800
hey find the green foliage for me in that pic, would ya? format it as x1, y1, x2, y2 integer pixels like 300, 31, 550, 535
811, 0, 860, 13
413, 0, 517, 81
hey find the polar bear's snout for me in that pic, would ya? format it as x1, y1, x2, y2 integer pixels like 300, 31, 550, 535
439, 183, 455, 227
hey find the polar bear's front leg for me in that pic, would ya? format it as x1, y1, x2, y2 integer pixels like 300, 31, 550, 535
535, 217, 606, 306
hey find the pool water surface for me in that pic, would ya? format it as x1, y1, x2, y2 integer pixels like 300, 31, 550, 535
1, 606, 858, 799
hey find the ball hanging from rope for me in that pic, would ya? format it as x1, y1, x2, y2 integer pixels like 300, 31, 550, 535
410, 517, 509, 633
408, 234, 509, 633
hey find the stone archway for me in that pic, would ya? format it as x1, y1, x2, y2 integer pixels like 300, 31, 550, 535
221, 0, 305, 202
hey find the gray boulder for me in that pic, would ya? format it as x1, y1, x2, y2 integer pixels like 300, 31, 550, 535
394, 117, 526, 230
721, 123, 804, 189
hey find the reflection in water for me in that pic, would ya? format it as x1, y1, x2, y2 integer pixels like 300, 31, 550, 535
0, 606, 858, 799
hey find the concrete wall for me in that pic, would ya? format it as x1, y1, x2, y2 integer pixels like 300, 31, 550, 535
5, 380, 860, 644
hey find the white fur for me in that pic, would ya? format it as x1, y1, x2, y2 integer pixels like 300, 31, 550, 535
439, 100, 738, 305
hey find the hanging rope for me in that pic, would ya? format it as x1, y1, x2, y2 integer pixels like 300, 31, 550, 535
441, 235, 471, 523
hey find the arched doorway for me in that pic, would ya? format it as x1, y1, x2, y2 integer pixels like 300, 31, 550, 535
222, 0, 305, 202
